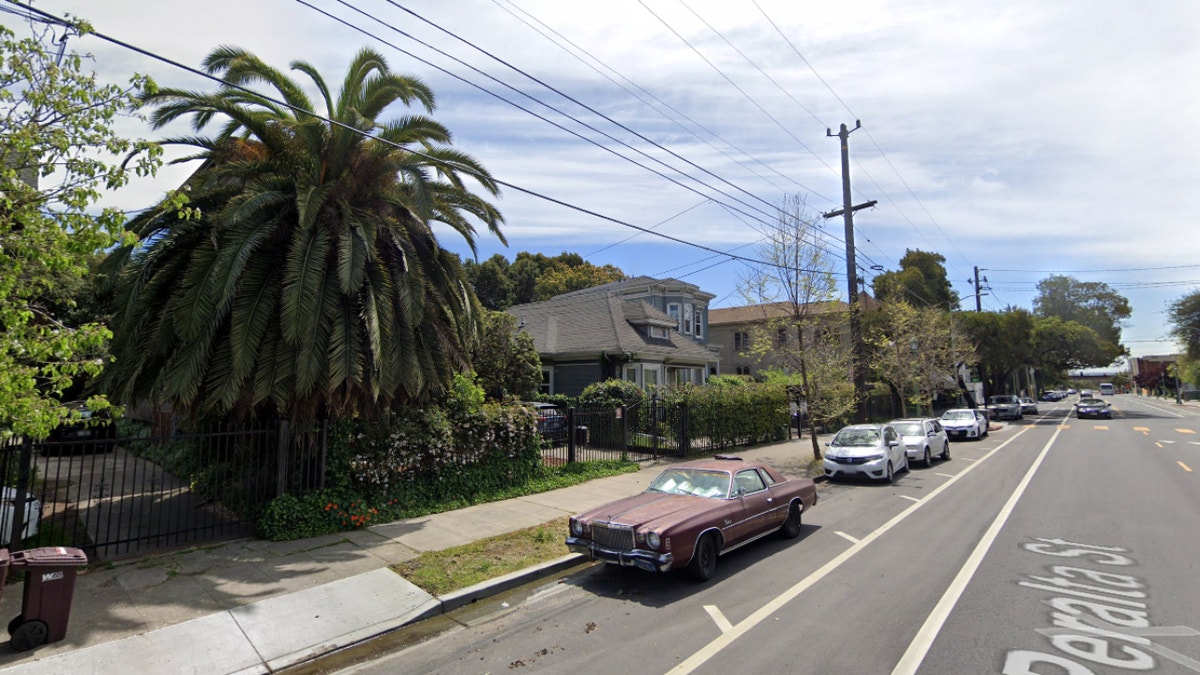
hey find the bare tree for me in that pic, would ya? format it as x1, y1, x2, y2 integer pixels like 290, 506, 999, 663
738, 195, 855, 460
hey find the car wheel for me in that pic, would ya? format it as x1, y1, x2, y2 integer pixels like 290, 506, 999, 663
884, 461, 895, 484
688, 533, 718, 582
923, 447, 933, 467
779, 501, 802, 539
941, 442, 950, 461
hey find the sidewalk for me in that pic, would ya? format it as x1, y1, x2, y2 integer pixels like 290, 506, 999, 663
0, 436, 821, 674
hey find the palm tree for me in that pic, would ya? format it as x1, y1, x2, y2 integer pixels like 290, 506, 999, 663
104, 46, 504, 425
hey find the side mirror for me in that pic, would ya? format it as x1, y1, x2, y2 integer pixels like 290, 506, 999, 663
888, 440, 900, 447
736, 487, 746, 498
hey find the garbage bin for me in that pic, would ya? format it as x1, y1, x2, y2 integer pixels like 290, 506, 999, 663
574, 425, 589, 445
6, 546, 88, 651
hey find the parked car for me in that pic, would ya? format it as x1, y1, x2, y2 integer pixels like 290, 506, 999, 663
1074, 397, 1113, 419
889, 418, 951, 466
36, 400, 117, 456
986, 395, 1024, 421
823, 423, 908, 483
940, 408, 989, 440
1019, 397, 1039, 415
566, 456, 818, 581
524, 402, 566, 443
1039, 390, 1066, 402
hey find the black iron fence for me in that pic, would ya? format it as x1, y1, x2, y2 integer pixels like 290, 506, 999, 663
537, 397, 789, 465
0, 419, 325, 561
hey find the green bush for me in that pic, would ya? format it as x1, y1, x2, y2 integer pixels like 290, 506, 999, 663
580, 379, 644, 407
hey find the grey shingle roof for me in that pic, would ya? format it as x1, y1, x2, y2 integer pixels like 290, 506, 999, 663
507, 294, 717, 364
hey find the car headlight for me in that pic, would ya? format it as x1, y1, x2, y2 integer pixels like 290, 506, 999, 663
645, 531, 661, 549
570, 519, 584, 536
864, 453, 885, 461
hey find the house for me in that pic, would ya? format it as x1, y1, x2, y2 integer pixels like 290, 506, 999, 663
708, 298, 875, 378
507, 277, 719, 396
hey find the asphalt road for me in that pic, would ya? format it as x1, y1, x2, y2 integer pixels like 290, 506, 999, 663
329, 394, 1200, 675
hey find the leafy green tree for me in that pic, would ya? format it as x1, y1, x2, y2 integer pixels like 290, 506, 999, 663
1033, 275, 1129, 365
959, 309, 1035, 396
104, 47, 503, 425
1166, 290, 1200, 360
0, 23, 160, 438
1030, 316, 1108, 375
534, 261, 625, 300
463, 253, 514, 310
471, 311, 541, 401
866, 300, 966, 416
871, 249, 959, 307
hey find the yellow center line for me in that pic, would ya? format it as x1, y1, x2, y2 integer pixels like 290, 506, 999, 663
1094, 426, 1109, 431
1177, 429, 1196, 435
1156, 442, 1164, 448
1179, 461, 1194, 473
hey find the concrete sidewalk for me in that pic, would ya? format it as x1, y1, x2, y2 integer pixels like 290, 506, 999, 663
0, 437, 821, 674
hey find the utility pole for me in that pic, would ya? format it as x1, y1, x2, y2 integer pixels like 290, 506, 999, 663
972, 266, 988, 312
824, 121, 876, 422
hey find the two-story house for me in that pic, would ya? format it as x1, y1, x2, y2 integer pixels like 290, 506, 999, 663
506, 276, 719, 396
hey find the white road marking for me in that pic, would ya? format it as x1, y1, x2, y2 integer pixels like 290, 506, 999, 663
898, 495, 921, 503
834, 531, 860, 544
703, 605, 734, 634
891, 427, 1063, 675
1161, 440, 1177, 445
935, 473, 955, 478
666, 426, 1035, 674
959, 457, 976, 462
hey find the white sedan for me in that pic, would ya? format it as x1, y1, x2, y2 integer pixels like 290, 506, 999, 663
824, 423, 909, 483
940, 408, 989, 441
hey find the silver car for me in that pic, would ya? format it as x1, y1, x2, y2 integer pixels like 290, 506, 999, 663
824, 423, 909, 483
986, 395, 1023, 421
940, 408, 989, 440
889, 418, 951, 466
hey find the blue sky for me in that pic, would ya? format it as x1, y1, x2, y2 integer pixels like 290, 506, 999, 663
16, 0, 1200, 358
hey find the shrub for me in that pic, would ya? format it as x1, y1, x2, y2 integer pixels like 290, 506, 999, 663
579, 379, 644, 407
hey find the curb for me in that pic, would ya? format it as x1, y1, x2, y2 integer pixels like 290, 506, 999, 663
432, 553, 593, 616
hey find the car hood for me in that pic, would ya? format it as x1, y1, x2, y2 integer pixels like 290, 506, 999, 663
940, 418, 975, 428
573, 491, 726, 530
826, 444, 887, 458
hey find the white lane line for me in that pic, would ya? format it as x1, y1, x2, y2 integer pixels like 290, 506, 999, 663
704, 605, 734, 634
935, 473, 955, 478
834, 531, 860, 544
898, 495, 921, 503
666, 426, 1035, 675
891, 426, 1063, 675
959, 457, 977, 462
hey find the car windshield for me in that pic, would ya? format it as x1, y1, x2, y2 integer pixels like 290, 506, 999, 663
648, 469, 730, 499
942, 411, 972, 421
892, 422, 922, 436
1078, 398, 1105, 406
832, 428, 880, 446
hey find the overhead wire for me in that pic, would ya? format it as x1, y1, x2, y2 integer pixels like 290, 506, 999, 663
14, 3, 843, 281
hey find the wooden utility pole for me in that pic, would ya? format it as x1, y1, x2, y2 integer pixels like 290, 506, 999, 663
824, 121, 876, 422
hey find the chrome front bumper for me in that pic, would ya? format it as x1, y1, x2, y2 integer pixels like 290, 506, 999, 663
566, 537, 674, 573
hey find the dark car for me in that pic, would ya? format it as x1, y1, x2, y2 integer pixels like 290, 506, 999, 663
36, 401, 117, 456
525, 402, 566, 443
1074, 397, 1112, 419
567, 456, 818, 581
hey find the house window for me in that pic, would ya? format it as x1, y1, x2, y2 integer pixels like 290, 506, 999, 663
667, 303, 681, 331
735, 365, 752, 376
540, 367, 553, 395
776, 327, 788, 346
694, 309, 704, 339
644, 368, 659, 391
734, 331, 750, 351
683, 304, 693, 335
624, 366, 638, 383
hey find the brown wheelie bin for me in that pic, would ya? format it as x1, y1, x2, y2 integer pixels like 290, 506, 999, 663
6, 546, 88, 651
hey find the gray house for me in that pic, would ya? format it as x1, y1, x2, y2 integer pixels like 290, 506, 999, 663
507, 277, 720, 396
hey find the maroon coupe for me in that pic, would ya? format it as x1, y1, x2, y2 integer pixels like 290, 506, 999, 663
566, 456, 818, 581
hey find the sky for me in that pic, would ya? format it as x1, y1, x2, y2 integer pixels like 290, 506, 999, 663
8, 0, 1200, 360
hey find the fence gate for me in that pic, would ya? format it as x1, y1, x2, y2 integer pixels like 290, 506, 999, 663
0, 419, 324, 561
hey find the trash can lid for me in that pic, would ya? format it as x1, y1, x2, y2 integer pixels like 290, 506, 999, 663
10, 546, 88, 568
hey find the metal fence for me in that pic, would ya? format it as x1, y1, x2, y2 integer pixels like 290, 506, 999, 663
537, 398, 788, 466
0, 419, 325, 561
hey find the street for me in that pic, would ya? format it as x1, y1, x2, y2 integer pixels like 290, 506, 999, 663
327, 394, 1200, 674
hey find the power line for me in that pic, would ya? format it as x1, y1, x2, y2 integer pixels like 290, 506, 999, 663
16, 3, 841, 281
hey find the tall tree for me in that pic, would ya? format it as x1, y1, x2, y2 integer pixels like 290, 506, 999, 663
104, 47, 503, 425
1033, 275, 1129, 365
866, 301, 969, 417
959, 309, 1035, 396
870, 249, 959, 308
533, 261, 625, 300
0, 22, 160, 438
738, 195, 855, 460
1166, 290, 1200, 360
463, 253, 514, 310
